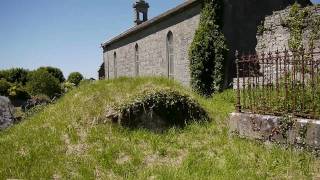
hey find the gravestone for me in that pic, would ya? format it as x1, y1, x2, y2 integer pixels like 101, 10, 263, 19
0, 96, 15, 130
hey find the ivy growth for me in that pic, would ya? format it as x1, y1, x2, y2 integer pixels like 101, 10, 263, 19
298, 123, 309, 146
287, 3, 307, 52
286, 4, 320, 51
189, 0, 228, 96
308, 11, 320, 49
257, 21, 266, 36
278, 115, 296, 139
106, 89, 209, 133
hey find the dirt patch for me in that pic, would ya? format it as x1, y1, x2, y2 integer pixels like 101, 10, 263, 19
116, 153, 131, 165
62, 133, 88, 155
144, 149, 188, 167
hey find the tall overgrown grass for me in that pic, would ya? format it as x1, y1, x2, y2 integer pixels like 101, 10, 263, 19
0, 77, 319, 179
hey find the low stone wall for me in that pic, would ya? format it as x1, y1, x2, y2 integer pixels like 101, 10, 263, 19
229, 112, 320, 149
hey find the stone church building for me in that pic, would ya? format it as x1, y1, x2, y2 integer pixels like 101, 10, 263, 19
101, 0, 311, 87
101, 0, 201, 86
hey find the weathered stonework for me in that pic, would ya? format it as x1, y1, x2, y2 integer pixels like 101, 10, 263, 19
103, 1, 201, 86
256, 6, 320, 53
102, 0, 312, 87
222, 0, 311, 87
0, 96, 15, 130
233, 5, 320, 89
230, 112, 320, 149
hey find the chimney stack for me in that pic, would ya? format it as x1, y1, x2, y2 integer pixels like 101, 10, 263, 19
133, 0, 149, 25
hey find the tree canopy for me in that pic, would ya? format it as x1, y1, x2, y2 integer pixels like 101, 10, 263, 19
67, 72, 84, 86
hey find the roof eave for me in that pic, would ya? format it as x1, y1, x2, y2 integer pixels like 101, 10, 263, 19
101, 0, 201, 48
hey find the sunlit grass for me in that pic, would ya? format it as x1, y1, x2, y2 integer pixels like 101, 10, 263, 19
0, 77, 319, 179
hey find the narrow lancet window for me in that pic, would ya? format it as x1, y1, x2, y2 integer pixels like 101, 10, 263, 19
167, 31, 174, 79
114, 52, 117, 78
135, 44, 139, 76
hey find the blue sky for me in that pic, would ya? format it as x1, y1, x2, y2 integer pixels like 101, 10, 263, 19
0, 0, 183, 78
0, 0, 319, 78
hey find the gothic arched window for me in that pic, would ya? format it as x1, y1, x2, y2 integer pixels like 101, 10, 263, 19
135, 44, 139, 76
167, 31, 174, 79
113, 52, 117, 78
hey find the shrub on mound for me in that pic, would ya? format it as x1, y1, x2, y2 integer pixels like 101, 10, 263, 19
67, 72, 83, 86
106, 89, 209, 132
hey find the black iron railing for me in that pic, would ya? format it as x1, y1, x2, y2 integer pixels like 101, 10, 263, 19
235, 48, 320, 119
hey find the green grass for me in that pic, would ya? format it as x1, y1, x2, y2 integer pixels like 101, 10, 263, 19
0, 77, 319, 179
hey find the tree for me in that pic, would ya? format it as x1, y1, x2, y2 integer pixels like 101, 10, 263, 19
67, 72, 83, 86
26, 69, 61, 98
8, 85, 30, 100
0, 79, 11, 96
189, 0, 227, 96
0, 68, 29, 85
38, 66, 65, 83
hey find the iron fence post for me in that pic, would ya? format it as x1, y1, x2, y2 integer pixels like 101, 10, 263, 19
238, 47, 318, 119
275, 49, 280, 97
300, 47, 305, 112
235, 50, 241, 113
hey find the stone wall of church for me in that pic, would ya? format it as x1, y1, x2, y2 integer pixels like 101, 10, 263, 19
221, 0, 311, 88
103, 4, 201, 86
233, 5, 320, 89
256, 6, 320, 53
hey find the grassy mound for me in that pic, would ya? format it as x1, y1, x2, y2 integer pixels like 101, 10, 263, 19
0, 77, 319, 179
108, 89, 209, 132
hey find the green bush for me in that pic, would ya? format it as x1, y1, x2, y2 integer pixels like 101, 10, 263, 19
0, 79, 11, 96
189, 0, 227, 96
285, 3, 320, 50
287, 3, 305, 52
67, 72, 83, 86
0, 68, 29, 85
111, 89, 209, 132
38, 66, 65, 83
0, 71, 7, 80
62, 81, 75, 93
26, 69, 61, 98
8, 85, 30, 100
